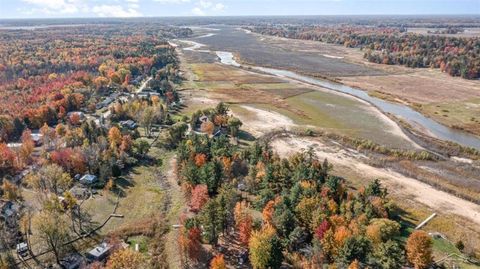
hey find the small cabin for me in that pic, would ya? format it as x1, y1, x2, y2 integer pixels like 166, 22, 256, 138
16, 242, 29, 257
119, 120, 138, 130
79, 174, 98, 185
85, 242, 112, 262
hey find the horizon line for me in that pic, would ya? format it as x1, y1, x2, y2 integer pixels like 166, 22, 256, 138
1, 14, 480, 21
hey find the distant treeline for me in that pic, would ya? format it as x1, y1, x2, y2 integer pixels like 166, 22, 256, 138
247, 26, 480, 79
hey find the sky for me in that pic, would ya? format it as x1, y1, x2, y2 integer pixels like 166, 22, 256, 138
0, 0, 479, 19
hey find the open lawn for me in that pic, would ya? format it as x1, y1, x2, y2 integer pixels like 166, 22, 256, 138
82, 140, 171, 233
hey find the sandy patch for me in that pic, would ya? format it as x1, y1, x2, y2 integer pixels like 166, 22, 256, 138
322, 54, 344, 59
189, 96, 218, 105
271, 135, 480, 226
235, 105, 296, 137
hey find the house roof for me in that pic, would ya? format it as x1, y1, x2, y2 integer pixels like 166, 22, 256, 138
16, 242, 28, 252
79, 174, 97, 183
0, 200, 19, 217
87, 242, 111, 258
7, 143, 22, 148
31, 133, 43, 141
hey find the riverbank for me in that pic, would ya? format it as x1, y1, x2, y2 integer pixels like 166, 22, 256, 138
178, 26, 480, 151
243, 28, 480, 138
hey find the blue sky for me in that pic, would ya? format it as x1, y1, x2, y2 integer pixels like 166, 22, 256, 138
0, 0, 478, 18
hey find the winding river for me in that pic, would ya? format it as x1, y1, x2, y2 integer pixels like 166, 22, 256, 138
180, 38, 480, 150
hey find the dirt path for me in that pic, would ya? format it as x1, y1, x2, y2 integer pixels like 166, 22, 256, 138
164, 156, 187, 269
271, 135, 480, 226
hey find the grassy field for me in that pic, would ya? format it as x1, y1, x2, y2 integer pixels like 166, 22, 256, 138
419, 99, 480, 136
82, 143, 170, 233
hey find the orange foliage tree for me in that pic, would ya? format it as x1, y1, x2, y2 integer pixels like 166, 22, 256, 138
210, 254, 226, 269
406, 230, 433, 269
201, 121, 215, 135
234, 201, 253, 245
262, 200, 276, 226
186, 227, 202, 262
194, 153, 207, 167
19, 129, 34, 164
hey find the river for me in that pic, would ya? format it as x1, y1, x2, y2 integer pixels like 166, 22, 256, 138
180, 36, 480, 151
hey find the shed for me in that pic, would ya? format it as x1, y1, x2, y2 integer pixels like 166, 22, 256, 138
79, 174, 98, 185
85, 242, 111, 262
7, 143, 22, 149
16, 242, 29, 257
119, 120, 138, 130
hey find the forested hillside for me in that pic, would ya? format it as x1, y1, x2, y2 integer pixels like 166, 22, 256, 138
0, 24, 191, 140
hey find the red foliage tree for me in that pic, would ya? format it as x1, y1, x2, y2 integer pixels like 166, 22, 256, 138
238, 216, 253, 246
187, 227, 202, 261
50, 147, 86, 174
190, 184, 209, 213
315, 220, 330, 241
0, 143, 16, 175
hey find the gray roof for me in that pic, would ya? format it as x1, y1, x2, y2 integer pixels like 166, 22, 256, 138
79, 174, 97, 184
87, 242, 111, 259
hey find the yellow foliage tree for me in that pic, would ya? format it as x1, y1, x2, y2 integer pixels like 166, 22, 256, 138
1, 180, 20, 201
348, 259, 360, 269
108, 126, 122, 150
106, 248, 145, 269
249, 225, 282, 269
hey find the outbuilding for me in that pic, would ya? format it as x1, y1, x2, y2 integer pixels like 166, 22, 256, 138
85, 242, 112, 262
79, 174, 98, 185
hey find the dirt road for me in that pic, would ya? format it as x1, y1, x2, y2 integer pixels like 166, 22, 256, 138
164, 157, 187, 269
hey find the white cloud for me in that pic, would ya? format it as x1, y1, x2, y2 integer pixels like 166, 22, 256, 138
153, 0, 190, 3
199, 0, 212, 8
191, 7, 205, 16
213, 3, 224, 11
92, 4, 142, 17
22, 0, 86, 14
125, 0, 139, 2
127, 3, 140, 9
